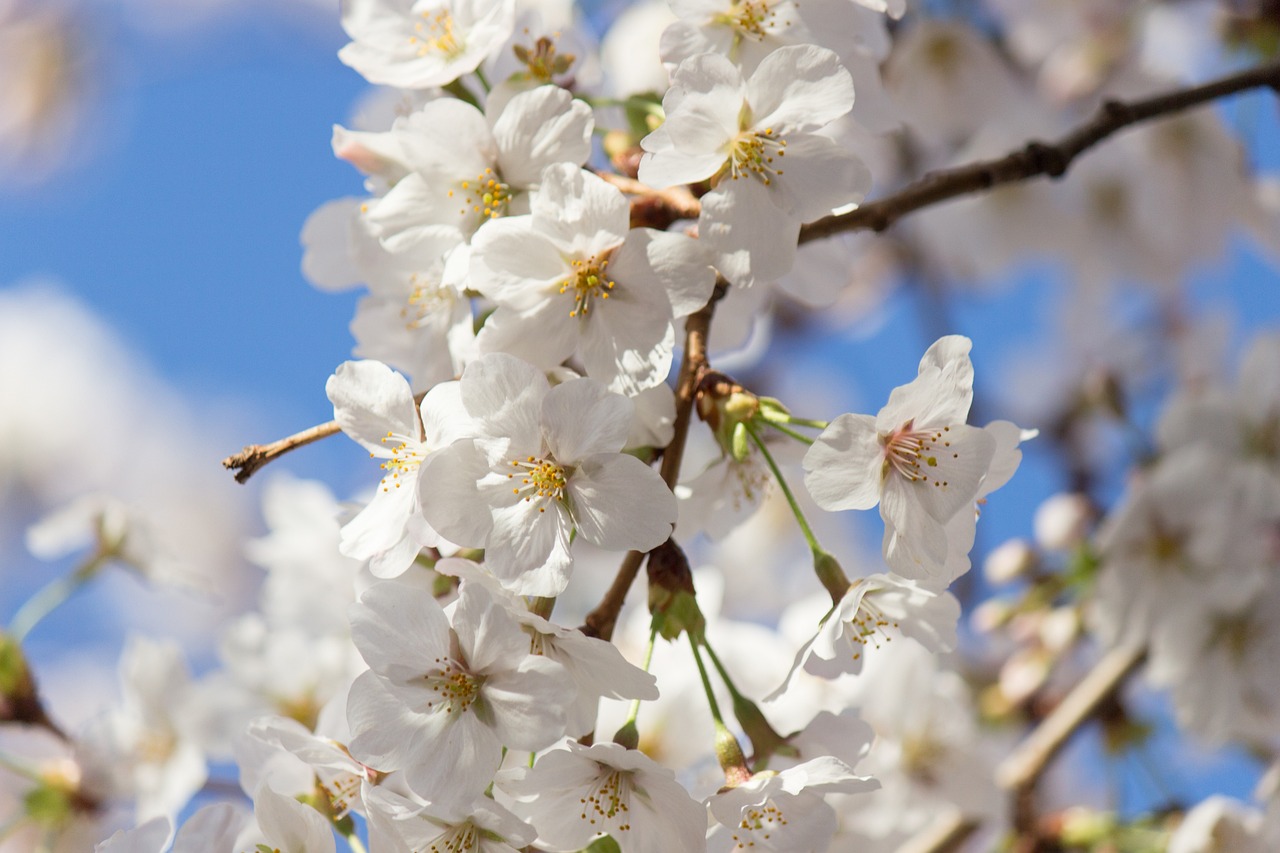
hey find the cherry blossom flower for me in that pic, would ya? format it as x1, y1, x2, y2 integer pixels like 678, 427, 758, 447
346, 578, 573, 807
339, 0, 516, 89
419, 353, 676, 595
470, 163, 714, 394
326, 359, 471, 578
365, 784, 534, 853
769, 573, 960, 698
638, 44, 868, 287
707, 756, 878, 853
803, 335, 1003, 580
499, 741, 707, 852
334, 84, 592, 249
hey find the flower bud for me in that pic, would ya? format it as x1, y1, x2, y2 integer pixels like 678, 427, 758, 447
646, 539, 705, 641
1034, 493, 1093, 551
984, 538, 1036, 584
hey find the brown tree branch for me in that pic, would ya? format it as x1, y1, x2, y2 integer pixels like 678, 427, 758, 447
801, 61, 1280, 243
996, 643, 1147, 834
895, 810, 979, 853
222, 420, 342, 484
580, 279, 726, 641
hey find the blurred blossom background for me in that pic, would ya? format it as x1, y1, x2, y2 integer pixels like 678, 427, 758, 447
2, 0, 1280, 840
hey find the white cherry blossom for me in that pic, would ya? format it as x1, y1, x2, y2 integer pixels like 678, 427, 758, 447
326, 359, 471, 578
639, 44, 868, 287
334, 84, 592, 249
707, 756, 878, 853
346, 578, 573, 807
470, 163, 714, 394
803, 335, 1000, 580
499, 741, 707, 852
339, 0, 516, 89
419, 353, 676, 595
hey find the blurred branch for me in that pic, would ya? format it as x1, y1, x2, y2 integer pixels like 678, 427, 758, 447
581, 278, 726, 642
895, 809, 979, 853
800, 61, 1280, 243
997, 644, 1147, 835
222, 420, 342, 484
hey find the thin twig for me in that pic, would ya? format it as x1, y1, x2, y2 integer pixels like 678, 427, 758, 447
593, 171, 702, 222
801, 61, 1280, 243
895, 809, 979, 853
996, 644, 1147, 831
221, 420, 342, 484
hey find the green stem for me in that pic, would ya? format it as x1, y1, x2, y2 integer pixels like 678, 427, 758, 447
765, 419, 815, 446
8, 556, 105, 642
344, 832, 368, 853
701, 641, 748, 708
688, 634, 724, 727
744, 423, 822, 555
623, 625, 659, 730
782, 416, 829, 430
473, 65, 491, 93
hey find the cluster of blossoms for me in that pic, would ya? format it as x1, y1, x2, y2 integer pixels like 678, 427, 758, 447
6, 0, 1280, 851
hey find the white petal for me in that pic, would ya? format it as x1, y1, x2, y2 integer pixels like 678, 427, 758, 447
327, 360, 419, 454
803, 414, 881, 510
568, 454, 675, 550
544, 378, 635, 461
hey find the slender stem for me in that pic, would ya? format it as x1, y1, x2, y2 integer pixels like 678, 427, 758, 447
688, 634, 724, 727
895, 809, 979, 853
623, 626, 659, 730
764, 420, 815, 446
744, 422, 821, 555
8, 555, 105, 641
344, 831, 369, 853
781, 417, 829, 430
702, 641, 748, 708
473, 65, 490, 93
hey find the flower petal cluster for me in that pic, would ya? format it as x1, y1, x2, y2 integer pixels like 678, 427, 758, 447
470, 163, 714, 395
639, 44, 869, 286
339, 0, 516, 89
347, 577, 574, 807
803, 335, 1020, 582
326, 359, 472, 578
334, 84, 592, 249
499, 741, 707, 853
420, 353, 677, 595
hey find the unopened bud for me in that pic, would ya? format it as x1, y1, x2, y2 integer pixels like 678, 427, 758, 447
1034, 493, 1093, 551
984, 538, 1036, 584
647, 540, 704, 641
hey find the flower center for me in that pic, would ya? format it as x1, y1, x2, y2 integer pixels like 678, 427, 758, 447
580, 769, 632, 831
513, 34, 576, 83
425, 820, 481, 852
318, 772, 362, 819
731, 799, 789, 848
880, 420, 953, 488
726, 128, 786, 186
410, 8, 464, 59
448, 167, 511, 222
844, 588, 901, 662
376, 431, 425, 492
715, 0, 787, 40
560, 254, 616, 318
402, 273, 456, 330
508, 455, 568, 511
422, 657, 481, 714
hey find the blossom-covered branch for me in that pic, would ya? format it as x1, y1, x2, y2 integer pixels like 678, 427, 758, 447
799, 60, 1280, 242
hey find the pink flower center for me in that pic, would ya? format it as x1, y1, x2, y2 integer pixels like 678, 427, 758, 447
880, 420, 953, 488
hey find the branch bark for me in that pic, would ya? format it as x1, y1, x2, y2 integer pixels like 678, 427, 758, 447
895, 810, 979, 853
996, 643, 1147, 833
800, 61, 1280, 243
221, 420, 342, 484
580, 279, 724, 641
